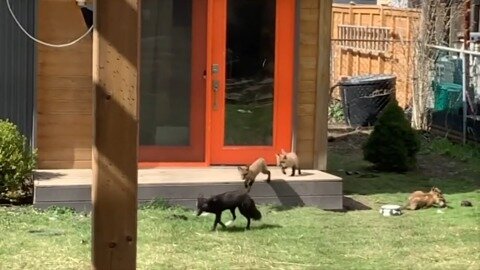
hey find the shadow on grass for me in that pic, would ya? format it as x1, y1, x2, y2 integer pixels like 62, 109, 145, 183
268, 205, 298, 212
0, 196, 33, 206
28, 228, 66, 236
222, 223, 282, 233
266, 196, 372, 213
139, 198, 192, 212
324, 197, 372, 213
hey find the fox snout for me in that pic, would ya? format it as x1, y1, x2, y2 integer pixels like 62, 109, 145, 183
438, 200, 447, 208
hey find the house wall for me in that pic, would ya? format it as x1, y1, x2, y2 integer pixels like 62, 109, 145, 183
0, 0, 36, 144
36, 0, 93, 169
295, 0, 323, 169
36, 0, 327, 169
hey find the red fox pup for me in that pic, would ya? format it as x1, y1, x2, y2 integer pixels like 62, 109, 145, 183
237, 157, 271, 191
403, 187, 446, 210
275, 149, 301, 176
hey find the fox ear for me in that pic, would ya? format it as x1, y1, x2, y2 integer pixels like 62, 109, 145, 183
281, 149, 287, 155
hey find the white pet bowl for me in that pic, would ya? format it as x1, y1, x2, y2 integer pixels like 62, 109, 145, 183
379, 204, 402, 217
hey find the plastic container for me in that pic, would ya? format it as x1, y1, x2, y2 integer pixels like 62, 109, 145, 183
339, 74, 396, 127
432, 81, 462, 112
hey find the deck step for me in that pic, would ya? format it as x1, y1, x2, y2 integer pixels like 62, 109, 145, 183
34, 168, 343, 211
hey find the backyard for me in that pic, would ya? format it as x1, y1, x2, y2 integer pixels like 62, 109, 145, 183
0, 133, 478, 270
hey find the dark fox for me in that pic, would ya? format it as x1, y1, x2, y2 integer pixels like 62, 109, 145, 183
196, 189, 262, 230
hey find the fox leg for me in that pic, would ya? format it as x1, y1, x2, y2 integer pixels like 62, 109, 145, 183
281, 166, 286, 175
291, 166, 296, 176
212, 213, 226, 231
245, 179, 254, 192
263, 169, 271, 182
239, 206, 252, 230
245, 217, 251, 230
225, 208, 236, 226
298, 167, 301, 175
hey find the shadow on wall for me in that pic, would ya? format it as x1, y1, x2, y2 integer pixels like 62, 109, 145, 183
268, 179, 305, 208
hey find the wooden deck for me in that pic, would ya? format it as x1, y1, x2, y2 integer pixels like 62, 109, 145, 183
34, 167, 343, 211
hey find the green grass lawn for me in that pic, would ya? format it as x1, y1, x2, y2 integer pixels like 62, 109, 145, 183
0, 136, 479, 270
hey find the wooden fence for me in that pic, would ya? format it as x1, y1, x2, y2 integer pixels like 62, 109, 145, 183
331, 4, 421, 108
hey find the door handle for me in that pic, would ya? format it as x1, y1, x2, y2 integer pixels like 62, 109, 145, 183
212, 64, 220, 110
212, 79, 219, 110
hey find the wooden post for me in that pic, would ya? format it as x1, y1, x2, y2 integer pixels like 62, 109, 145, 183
91, 0, 139, 269
314, 0, 333, 170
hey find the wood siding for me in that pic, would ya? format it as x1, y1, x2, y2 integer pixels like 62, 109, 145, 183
296, 0, 321, 169
36, 0, 327, 169
37, 0, 92, 169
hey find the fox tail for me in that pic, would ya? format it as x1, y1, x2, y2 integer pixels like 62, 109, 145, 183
242, 196, 262, 220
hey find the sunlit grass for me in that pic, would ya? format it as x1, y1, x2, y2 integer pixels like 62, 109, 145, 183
0, 137, 478, 269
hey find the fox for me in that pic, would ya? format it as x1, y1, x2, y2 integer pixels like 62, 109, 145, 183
402, 187, 447, 210
196, 189, 262, 230
275, 149, 301, 176
237, 157, 271, 192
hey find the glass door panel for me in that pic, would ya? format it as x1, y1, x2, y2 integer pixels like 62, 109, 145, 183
139, 0, 207, 162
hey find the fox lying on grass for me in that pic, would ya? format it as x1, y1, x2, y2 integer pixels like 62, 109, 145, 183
275, 149, 301, 176
196, 189, 262, 230
402, 187, 447, 210
237, 157, 271, 192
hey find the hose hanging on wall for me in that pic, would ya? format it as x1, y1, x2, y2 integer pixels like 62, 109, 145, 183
5, 0, 93, 48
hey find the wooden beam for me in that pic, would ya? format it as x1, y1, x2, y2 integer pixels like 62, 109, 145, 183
314, 0, 333, 170
91, 0, 139, 269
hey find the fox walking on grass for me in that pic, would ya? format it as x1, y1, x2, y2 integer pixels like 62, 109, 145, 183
196, 189, 262, 230
237, 157, 271, 191
275, 149, 301, 176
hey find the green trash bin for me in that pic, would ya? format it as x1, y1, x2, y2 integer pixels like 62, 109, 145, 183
433, 82, 462, 112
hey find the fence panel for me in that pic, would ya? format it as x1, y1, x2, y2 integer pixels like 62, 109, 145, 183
331, 4, 420, 108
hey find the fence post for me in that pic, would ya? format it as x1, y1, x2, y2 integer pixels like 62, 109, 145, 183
462, 50, 468, 144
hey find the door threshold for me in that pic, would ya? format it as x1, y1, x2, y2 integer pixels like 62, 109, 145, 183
138, 162, 209, 169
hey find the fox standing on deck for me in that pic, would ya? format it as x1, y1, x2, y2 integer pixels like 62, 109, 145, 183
237, 157, 271, 192
276, 149, 301, 176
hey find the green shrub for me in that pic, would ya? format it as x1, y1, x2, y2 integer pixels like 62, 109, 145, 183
362, 100, 420, 172
328, 99, 345, 124
0, 119, 37, 202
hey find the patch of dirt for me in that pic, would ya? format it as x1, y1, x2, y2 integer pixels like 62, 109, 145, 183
328, 125, 370, 154
327, 126, 474, 180
416, 153, 463, 179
